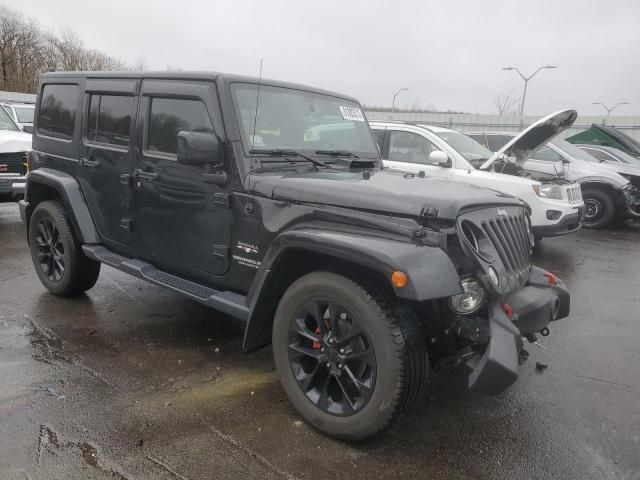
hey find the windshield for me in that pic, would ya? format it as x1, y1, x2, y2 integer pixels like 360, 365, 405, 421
0, 106, 20, 131
551, 138, 598, 161
231, 83, 379, 159
434, 130, 493, 161
14, 106, 35, 123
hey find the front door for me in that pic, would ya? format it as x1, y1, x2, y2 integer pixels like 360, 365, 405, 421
133, 80, 231, 278
384, 129, 453, 179
77, 80, 139, 245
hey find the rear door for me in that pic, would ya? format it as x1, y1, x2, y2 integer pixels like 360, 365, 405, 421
133, 79, 231, 278
77, 79, 139, 245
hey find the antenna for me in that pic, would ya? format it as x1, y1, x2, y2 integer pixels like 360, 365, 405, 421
245, 59, 263, 197
251, 59, 264, 153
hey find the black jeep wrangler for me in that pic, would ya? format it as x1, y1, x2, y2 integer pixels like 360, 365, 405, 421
20, 72, 569, 440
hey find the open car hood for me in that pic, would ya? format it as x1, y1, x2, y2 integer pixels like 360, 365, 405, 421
480, 109, 577, 170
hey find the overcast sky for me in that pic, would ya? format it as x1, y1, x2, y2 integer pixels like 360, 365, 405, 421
16, 0, 640, 115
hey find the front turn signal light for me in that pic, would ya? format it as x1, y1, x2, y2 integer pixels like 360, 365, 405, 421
391, 270, 408, 288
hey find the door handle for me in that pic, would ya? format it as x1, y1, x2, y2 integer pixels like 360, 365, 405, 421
80, 158, 101, 169
133, 169, 159, 181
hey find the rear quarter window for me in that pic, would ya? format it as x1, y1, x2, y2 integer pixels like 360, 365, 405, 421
38, 84, 80, 141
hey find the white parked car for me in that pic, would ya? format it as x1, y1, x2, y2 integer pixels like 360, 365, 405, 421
1, 102, 35, 133
0, 106, 32, 201
370, 110, 584, 239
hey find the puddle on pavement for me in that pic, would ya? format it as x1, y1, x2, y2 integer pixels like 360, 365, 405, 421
24, 316, 69, 365
37, 424, 130, 479
170, 368, 279, 407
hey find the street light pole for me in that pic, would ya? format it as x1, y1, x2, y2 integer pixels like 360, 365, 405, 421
502, 65, 557, 121
592, 101, 630, 123
391, 88, 410, 119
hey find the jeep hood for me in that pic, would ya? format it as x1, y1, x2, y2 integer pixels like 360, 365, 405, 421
250, 168, 522, 221
480, 109, 577, 170
0, 129, 32, 153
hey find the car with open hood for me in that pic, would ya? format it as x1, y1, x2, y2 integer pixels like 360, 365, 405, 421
20, 71, 570, 440
0, 105, 32, 201
469, 129, 640, 229
370, 110, 584, 239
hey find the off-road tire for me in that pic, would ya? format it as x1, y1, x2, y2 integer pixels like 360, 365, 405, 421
28, 200, 101, 296
272, 271, 427, 441
582, 189, 615, 229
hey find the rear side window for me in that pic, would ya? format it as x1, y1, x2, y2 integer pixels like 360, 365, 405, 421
147, 98, 213, 155
38, 84, 79, 140
87, 95, 134, 147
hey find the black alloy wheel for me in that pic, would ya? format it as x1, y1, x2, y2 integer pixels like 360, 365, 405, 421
287, 298, 376, 416
34, 217, 65, 282
273, 271, 428, 440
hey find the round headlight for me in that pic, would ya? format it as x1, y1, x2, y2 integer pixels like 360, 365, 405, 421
449, 277, 486, 315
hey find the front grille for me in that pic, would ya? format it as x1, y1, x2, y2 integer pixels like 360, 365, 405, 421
457, 205, 532, 294
480, 215, 531, 274
0, 152, 28, 175
566, 185, 582, 204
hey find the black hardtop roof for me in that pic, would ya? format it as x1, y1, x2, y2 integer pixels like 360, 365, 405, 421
40, 71, 361, 104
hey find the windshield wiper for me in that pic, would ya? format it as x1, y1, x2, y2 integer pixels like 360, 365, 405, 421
249, 149, 326, 167
315, 150, 360, 158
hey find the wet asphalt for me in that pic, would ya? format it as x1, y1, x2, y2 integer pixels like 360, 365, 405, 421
0, 202, 639, 480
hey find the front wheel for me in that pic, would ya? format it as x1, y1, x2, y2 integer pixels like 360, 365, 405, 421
28, 200, 101, 296
582, 189, 615, 229
272, 271, 427, 440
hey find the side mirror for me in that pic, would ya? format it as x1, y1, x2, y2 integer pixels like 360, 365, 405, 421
177, 131, 223, 166
428, 150, 451, 167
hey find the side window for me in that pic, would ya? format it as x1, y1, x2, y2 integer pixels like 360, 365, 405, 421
371, 129, 385, 152
38, 84, 80, 140
531, 145, 564, 162
147, 98, 213, 155
87, 94, 133, 147
582, 148, 614, 162
486, 135, 511, 152
388, 131, 438, 164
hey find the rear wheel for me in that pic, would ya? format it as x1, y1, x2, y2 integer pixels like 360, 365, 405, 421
272, 271, 427, 440
28, 200, 101, 296
582, 189, 615, 229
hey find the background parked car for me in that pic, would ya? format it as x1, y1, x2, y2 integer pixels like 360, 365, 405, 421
371, 110, 584, 239
576, 144, 640, 168
0, 106, 31, 202
469, 132, 640, 229
1, 102, 35, 133
566, 123, 640, 159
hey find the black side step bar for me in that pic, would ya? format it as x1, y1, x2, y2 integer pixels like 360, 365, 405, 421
82, 245, 249, 321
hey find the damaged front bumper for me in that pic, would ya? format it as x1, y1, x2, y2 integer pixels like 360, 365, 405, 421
623, 184, 640, 218
467, 266, 569, 395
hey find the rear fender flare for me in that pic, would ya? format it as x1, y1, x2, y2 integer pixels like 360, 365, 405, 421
25, 168, 99, 243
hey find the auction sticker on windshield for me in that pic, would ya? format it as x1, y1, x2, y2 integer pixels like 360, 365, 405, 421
339, 106, 365, 122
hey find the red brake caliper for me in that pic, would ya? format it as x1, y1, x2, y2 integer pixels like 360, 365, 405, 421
312, 327, 321, 350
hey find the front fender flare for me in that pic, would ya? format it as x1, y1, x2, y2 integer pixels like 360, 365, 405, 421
242, 228, 462, 351
25, 168, 99, 243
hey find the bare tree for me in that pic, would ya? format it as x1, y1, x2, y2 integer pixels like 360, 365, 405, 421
0, 5, 127, 94
493, 89, 520, 116
131, 56, 148, 72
